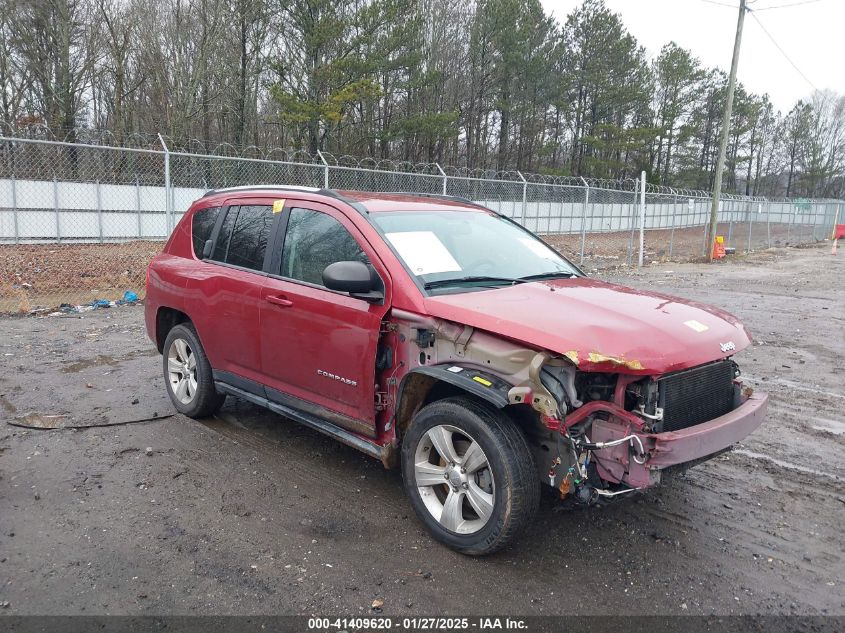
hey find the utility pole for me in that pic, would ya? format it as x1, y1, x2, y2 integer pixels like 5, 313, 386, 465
708, 0, 747, 261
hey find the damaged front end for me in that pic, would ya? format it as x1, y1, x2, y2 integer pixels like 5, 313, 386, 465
508, 353, 768, 503
388, 309, 766, 504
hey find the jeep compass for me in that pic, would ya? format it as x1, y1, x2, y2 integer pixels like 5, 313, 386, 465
145, 187, 767, 555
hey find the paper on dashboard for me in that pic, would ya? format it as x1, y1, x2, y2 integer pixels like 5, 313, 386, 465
385, 231, 462, 275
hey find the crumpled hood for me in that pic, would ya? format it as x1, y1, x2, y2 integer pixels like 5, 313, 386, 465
424, 277, 752, 374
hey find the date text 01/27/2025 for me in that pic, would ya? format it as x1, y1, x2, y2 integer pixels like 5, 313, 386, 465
307, 617, 528, 631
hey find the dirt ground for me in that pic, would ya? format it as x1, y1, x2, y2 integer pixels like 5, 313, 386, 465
0, 241, 160, 314
0, 245, 843, 618
0, 220, 822, 313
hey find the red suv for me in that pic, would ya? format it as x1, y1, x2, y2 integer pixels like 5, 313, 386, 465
145, 187, 767, 555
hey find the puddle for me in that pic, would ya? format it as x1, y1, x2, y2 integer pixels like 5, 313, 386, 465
62, 355, 118, 373
61, 349, 158, 373
11, 412, 69, 429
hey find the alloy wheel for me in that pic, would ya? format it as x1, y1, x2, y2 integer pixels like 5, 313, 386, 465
167, 337, 197, 405
413, 424, 496, 534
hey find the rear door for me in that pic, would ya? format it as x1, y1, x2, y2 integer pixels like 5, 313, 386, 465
187, 198, 280, 390
259, 200, 390, 435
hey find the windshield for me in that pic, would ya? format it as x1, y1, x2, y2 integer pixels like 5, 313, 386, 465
372, 210, 581, 293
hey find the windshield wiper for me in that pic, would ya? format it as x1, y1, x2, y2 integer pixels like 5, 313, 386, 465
423, 276, 526, 290
516, 271, 578, 282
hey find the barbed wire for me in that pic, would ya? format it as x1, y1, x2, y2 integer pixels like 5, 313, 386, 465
0, 121, 840, 204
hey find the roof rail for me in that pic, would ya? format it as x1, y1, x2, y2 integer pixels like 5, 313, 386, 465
377, 192, 481, 206
202, 184, 321, 198
202, 185, 370, 215
201, 187, 488, 215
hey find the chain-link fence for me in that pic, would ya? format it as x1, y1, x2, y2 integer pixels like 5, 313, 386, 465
1, 135, 842, 313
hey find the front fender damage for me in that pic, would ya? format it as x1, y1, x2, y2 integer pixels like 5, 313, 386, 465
388, 309, 765, 498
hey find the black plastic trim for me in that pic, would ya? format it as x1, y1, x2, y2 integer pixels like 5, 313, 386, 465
400, 365, 512, 409
213, 369, 377, 439
212, 370, 264, 396
265, 386, 377, 438
214, 381, 386, 460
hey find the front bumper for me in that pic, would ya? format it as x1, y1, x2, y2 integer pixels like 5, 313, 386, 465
647, 391, 768, 468
590, 391, 768, 488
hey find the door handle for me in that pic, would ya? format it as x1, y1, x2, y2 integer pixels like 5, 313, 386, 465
266, 295, 294, 307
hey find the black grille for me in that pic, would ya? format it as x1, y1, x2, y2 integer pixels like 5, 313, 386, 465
657, 361, 735, 432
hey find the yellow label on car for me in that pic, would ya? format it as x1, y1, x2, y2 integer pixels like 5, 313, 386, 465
272, 199, 286, 213
472, 376, 493, 387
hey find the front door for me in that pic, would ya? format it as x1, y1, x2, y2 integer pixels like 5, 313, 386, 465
259, 200, 389, 435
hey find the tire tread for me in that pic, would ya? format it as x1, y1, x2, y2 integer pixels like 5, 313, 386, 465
163, 323, 225, 418
402, 395, 539, 555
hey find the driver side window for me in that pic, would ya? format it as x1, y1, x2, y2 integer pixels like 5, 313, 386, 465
280, 208, 369, 286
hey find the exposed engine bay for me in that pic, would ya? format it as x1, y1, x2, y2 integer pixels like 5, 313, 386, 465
391, 311, 765, 507
523, 358, 746, 505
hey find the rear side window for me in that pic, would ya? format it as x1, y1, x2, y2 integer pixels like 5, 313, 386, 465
191, 206, 220, 258
210, 205, 274, 271
280, 208, 369, 286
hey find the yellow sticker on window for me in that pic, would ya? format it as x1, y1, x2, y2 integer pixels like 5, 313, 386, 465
272, 199, 285, 214
472, 376, 493, 387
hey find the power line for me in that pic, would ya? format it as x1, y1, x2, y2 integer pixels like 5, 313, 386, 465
753, 0, 824, 11
749, 11, 818, 91
697, 0, 823, 10
698, 0, 739, 8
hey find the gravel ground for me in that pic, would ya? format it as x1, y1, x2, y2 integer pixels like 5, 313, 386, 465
0, 245, 843, 618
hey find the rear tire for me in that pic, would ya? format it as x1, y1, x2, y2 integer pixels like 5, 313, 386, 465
401, 396, 539, 555
162, 323, 225, 418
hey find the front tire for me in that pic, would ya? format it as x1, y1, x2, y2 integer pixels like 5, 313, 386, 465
163, 323, 225, 418
401, 396, 539, 555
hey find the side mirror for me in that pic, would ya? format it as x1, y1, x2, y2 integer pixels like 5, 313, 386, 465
322, 261, 384, 303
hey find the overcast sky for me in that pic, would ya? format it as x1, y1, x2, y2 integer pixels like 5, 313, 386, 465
540, 0, 844, 113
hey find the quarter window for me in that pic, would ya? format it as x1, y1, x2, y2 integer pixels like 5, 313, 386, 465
210, 205, 274, 271
280, 208, 369, 286
191, 206, 220, 259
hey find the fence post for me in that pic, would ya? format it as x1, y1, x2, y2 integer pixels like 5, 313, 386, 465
317, 150, 330, 189
517, 171, 527, 225
765, 201, 771, 247
578, 177, 589, 265
435, 162, 447, 196
136, 176, 142, 238
627, 185, 637, 266
638, 171, 646, 267
787, 203, 795, 242
669, 190, 677, 259
727, 201, 734, 247
96, 180, 104, 243
53, 177, 60, 243
748, 201, 757, 253
158, 134, 171, 234
11, 174, 19, 244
